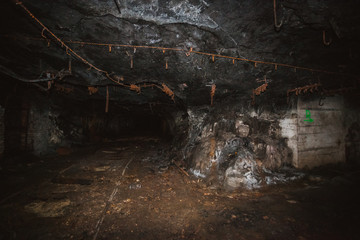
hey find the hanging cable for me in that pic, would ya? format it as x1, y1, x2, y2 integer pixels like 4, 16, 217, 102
273, 0, 283, 31
13, 0, 177, 101
105, 86, 109, 113
4, 33, 357, 78
0, 64, 69, 83
210, 84, 216, 106
323, 30, 332, 46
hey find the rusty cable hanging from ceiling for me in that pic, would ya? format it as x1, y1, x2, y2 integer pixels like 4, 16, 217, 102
273, 0, 283, 31
210, 84, 216, 106
323, 30, 332, 46
5, 33, 358, 78
13, 0, 177, 101
11, 0, 360, 106
105, 86, 109, 113
287, 83, 321, 102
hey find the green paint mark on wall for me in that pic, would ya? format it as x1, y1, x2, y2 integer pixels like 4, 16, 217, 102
304, 110, 313, 122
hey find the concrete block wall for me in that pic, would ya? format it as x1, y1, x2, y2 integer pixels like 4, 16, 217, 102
297, 96, 346, 168
281, 96, 347, 169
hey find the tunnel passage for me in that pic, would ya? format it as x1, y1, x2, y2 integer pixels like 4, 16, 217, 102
1, 0, 360, 239
0, 81, 185, 159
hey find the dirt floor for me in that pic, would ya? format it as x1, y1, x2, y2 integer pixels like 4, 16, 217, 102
0, 137, 360, 240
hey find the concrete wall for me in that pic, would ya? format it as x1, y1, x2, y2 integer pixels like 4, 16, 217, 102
281, 96, 347, 169
297, 96, 346, 168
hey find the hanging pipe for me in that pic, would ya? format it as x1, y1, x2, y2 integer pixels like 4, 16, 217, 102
323, 30, 332, 46
273, 0, 283, 31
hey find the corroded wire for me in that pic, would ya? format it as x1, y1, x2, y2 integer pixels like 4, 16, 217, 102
14, 0, 176, 100
4, 34, 357, 78
323, 30, 332, 46
273, 0, 283, 30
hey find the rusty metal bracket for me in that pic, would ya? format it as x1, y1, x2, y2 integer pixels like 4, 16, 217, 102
319, 95, 325, 106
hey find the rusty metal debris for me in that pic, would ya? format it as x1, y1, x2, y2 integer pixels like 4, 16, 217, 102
287, 83, 321, 103
88, 86, 98, 95
210, 84, 216, 106
251, 82, 268, 105
165, 57, 169, 70
130, 84, 141, 94
161, 83, 175, 101
254, 83, 268, 96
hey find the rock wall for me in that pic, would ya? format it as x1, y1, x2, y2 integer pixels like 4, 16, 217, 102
183, 104, 298, 190
344, 98, 360, 165
28, 101, 65, 156
0, 105, 4, 158
183, 95, 359, 189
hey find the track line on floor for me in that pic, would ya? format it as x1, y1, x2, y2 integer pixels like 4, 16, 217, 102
92, 158, 133, 240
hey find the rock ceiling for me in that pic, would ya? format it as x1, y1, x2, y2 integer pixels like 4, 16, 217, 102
1, 0, 359, 106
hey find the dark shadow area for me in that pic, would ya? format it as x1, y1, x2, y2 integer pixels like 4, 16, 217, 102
0, 77, 178, 162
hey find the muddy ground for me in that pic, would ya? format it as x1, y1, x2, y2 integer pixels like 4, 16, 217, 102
0, 137, 359, 240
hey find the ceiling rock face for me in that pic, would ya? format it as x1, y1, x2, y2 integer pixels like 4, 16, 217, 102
1, 0, 360, 105
1, 0, 360, 189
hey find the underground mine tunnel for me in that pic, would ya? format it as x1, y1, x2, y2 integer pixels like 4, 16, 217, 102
0, 0, 360, 239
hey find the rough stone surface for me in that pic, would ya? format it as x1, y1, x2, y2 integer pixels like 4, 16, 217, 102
235, 120, 250, 137
1, 0, 359, 105
224, 148, 260, 189
183, 103, 300, 189
0, 106, 4, 158
29, 102, 64, 156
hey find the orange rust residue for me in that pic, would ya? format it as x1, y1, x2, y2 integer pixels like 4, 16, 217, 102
251, 82, 268, 105
130, 84, 141, 94
161, 83, 175, 101
88, 86, 98, 95
210, 84, 216, 106
254, 83, 268, 96
286, 83, 321, 103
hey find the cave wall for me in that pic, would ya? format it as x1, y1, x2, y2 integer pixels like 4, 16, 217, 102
344, 99, 360, 165
182, 94, 359, 189
2, 89, 85, 157
183, 103, 295, 189
4, 90, 32, 155
28, 99, 67, 156
0, 105, 4, 158
1, 86, 181, 157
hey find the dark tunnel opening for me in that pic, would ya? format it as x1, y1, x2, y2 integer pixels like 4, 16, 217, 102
0, 79, 183, 160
